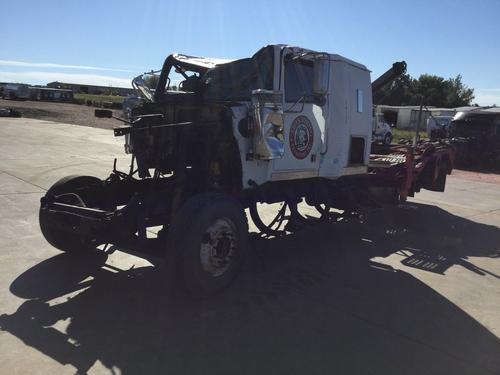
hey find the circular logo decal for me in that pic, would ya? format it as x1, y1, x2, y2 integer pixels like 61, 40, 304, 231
290, 115, 313, 159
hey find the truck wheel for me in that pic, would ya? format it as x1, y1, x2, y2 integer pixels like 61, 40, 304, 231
495, 155, 500, 171
39, 175, 102, 254
384, 133, 393, 145
168, 193, 248, 296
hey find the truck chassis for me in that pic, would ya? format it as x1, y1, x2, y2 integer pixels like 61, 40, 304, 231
40, 140, 454, 294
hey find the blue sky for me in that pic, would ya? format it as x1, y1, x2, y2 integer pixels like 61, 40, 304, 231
2, 0, 499, 105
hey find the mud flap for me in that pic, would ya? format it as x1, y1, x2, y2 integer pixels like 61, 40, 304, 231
421, 162, 447, 192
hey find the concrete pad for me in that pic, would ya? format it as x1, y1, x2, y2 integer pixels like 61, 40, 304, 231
412, 177, 500, 214
0, 118, 499, 375
470, 211, 500, 227
0, 118, 129, 189
0, 172, 44, 195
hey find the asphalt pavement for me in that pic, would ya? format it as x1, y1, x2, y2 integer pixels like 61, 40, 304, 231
0, 118, 499, 375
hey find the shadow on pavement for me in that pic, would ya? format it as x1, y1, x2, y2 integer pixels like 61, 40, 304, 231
1, 203, 500, 374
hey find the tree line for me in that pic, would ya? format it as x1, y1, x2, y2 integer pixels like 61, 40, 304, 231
373, 73, 475, 108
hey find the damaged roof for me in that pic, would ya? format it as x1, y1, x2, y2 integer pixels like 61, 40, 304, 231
172, 45, 368, 72
172, 53, 234, 70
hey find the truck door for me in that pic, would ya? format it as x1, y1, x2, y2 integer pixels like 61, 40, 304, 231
271, 55, 328, 179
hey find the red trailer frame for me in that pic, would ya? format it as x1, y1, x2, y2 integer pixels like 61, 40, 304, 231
369, 141, 455, 201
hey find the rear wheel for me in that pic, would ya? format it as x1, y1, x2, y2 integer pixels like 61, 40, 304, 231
39, 175, 102, 253
495, 154, 500, 171
384, 133, 393, 145
168, 193, 248, 296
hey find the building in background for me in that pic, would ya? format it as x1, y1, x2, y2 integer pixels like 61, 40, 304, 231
0, 82, 74, 102
376, 105, 457, 130
29, 87, 73, 102
47, 81, 134, 96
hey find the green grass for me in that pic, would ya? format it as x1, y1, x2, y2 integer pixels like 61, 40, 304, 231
392, 128, 428, 141
74, 94, 124, 103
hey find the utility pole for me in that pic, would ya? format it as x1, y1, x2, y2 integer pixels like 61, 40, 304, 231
414, 96, 424, 149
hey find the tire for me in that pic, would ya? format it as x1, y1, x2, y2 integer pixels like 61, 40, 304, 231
168, 193, 248, 296
39, 175, 102, 254
495, 155, 500, 171
384, 133, 393, 145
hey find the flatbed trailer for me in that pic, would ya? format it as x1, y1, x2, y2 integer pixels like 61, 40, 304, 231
369, 141, 455, 201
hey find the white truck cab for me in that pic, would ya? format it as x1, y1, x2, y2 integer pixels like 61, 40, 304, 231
230, 45, 373, 188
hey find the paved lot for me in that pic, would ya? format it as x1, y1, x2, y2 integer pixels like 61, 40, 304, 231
0, 118, 499, 375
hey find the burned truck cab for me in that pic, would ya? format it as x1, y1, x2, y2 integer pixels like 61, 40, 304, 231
120, 52, 246, 189
121, 45, 374, 192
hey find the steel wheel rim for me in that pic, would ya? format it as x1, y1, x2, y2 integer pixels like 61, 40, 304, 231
200, 218, 237, 277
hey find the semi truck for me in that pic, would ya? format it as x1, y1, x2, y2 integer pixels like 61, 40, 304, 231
449, 109, 500, 170
39, 45, 455, 295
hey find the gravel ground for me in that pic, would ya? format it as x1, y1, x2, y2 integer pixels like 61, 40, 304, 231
0, 99, 121, 130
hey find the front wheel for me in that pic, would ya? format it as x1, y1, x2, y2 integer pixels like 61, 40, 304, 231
39, 175, 102, 254
168, 193, 248, 296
